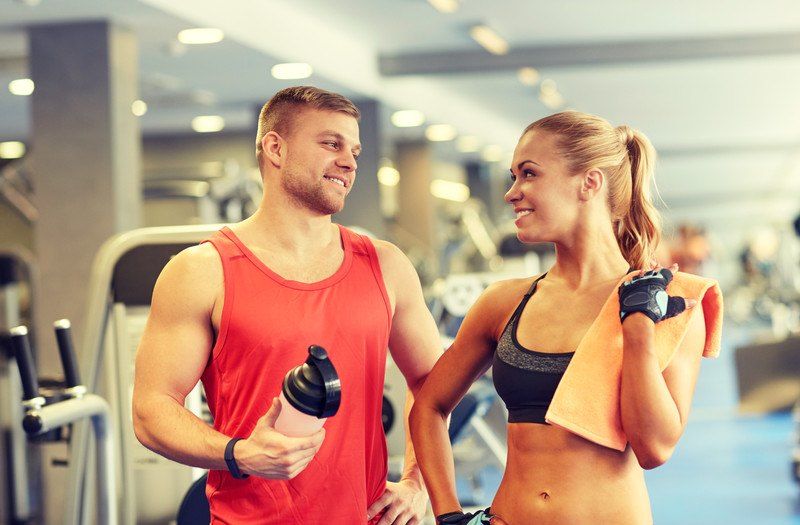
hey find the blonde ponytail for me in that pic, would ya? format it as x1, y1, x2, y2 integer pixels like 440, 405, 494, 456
615, 127, 661, 269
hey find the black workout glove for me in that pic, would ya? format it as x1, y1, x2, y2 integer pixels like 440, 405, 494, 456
619, 268, 687, 324
436, 509, 489, 524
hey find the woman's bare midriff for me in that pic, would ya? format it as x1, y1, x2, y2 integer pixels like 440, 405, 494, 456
490, 423, 652, 525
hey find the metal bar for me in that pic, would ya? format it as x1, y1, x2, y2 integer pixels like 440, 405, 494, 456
25, 395, 117, 525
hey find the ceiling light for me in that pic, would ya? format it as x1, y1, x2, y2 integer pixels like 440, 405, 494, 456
9, 78, 34, 96
377, 166, 400, 186
518, 67, 540, 87
192, 115, 225, 133
456, 136, 480, 153
481, 145, 503, 163
430, 179, 470, 202
131, 100, 148, 117
540, 79, 558, 95
178, 28, 224, 45
0, 141, 26, 159
539, 92, 565, 109
427, 0, 459, 13
271, 63, 313, 80
425, 124, 457, 142
469, 25, 509, 56
391, 110, 425, 128
538, 79, 565, 109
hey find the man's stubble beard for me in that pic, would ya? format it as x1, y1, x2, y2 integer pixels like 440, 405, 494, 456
281, 164, 345, 216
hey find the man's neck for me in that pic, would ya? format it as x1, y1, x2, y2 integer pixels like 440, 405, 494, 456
235, 200, 339, 257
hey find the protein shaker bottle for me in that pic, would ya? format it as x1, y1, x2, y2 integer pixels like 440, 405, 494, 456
274, 345, 341, 437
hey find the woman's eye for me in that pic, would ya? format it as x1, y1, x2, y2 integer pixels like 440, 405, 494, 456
524, 170, 536, 177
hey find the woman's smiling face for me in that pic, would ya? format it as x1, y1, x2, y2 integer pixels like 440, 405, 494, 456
505, 129, 583, 244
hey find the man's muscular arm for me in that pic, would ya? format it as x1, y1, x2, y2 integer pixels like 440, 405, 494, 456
367, 241, 443, 525
132, 244, 323, 479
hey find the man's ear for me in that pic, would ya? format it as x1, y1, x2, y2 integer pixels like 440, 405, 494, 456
579, 168, 604, 202
261, 131, 284, 169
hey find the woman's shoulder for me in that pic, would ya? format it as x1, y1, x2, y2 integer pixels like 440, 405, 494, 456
469, 275, 542, 338
482, 275, 542, 301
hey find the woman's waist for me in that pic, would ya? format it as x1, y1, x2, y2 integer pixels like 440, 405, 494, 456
492, 463, 649, 525
490, 488, 651, 525
504, 424, 644, 484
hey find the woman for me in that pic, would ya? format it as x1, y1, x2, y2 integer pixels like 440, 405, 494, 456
409, 111, 707, 525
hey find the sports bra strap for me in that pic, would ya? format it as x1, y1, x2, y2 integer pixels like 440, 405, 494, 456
505, 273, 547, 324
523, 272, 547, 297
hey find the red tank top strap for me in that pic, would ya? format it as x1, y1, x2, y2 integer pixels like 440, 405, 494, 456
202, 227, 242, 258
339, 227, 393, 327
200, 228, 244, 362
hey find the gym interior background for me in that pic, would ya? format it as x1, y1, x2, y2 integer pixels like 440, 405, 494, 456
1, 0, 800, 523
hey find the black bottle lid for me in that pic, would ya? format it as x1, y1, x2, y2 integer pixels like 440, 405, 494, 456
281, 345, 341, 418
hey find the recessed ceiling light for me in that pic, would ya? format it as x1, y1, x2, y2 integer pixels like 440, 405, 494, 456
430, 179, 470, 202
0, 141, 26, 159
8, 78, 34, 96
539, 92, 565, 109
425, 124, 457, 142
177, 28, 224, 45
391, 110, 425, 128
377, 166, 400, 186
469, 25, 509, 56
427, 0, 459, 13
481, 145, 503, 163
131, 100, 148, 117
540, 79, 558, 95
456, 136, 480, 153
192, 115, 225, 133
518, 67, 540, 87
271, 63, 313, 80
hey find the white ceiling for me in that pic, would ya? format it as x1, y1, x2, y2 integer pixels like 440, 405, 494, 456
1, 0, 799, 224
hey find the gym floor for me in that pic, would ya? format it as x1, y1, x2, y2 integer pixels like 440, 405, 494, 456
458, 322, 800, 524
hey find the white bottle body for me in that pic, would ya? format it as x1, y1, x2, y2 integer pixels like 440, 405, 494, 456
274, 391, 326, 437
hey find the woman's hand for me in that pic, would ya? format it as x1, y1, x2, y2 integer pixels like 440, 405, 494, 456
619, 263, 697, 324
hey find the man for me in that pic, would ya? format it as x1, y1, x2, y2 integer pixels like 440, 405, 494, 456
132, 86, 441, 524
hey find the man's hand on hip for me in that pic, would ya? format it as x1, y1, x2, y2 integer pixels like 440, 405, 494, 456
368, 478, 428, 525
237, 397, 325, 480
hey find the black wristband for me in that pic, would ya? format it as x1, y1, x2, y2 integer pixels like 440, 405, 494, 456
437, 511, 469, 524
224, 437, 249, 479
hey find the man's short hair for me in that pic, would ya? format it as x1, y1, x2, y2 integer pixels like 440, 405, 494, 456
255, 86, 360, 155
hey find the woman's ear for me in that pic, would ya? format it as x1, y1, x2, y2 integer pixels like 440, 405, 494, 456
579, 168, 604, 202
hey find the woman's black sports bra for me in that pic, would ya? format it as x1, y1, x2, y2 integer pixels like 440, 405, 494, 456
492, 273, 574, 424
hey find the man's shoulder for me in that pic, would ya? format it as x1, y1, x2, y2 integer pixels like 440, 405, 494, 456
369, 239, 412, 278
156, 243, 223, 294
370, 238, 403, 260
174, 242, 223, 272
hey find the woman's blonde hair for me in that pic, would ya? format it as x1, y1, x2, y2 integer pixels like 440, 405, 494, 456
523, 111, 661, 269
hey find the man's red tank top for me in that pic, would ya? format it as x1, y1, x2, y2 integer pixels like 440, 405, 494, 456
200, 225, 391, 524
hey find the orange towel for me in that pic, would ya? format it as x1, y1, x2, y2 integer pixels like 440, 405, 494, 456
545, 271, 724, 451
